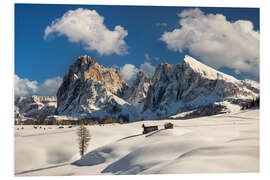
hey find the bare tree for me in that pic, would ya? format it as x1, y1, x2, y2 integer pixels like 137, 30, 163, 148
77, 124, 91, 158
119, 117, 124, 124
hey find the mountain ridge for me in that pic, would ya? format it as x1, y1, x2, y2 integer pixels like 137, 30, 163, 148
142, 55, 259, 119
15, 55, 259, 123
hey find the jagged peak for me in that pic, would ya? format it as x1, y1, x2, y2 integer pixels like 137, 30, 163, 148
57, 55, 129, 110
126, 70, 152, 106
131, 71, 151, 86
138, 70, 145, 76
67, 55, 129, 87
241, 79, 260, 89
157, 62, 173, 68
152, 62, 173, 83
77, 54, 94, 60
182, 55, 238, 82
16, 95, 56, 101
71, 55, 121, 77
156, 63, 174, 74
242, 79, 259, 84
183, 55, 217, 74
74, 55, 97, 67
15, 96, 57, 109
137, 71, 150, 79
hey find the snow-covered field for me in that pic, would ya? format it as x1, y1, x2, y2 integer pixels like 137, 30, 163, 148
15, 109, 259, 176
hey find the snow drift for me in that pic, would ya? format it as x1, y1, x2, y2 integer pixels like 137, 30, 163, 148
15, 109, 259, 176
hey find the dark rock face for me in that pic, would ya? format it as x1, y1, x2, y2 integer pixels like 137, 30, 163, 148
142, 55, 259, 119
14, 96, 57, 124
17, 55, 259, 123
55, 55, 259, 121
56, 55, 136, 120
170, 104, 226, 120
125, 71, 152, 105
57, 56, 128, 111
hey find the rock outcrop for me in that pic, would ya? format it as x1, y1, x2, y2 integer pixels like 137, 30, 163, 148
56, 55, 137, 121
15, 55, 259, 123
124, 71, 152, 112
142, 55, 259, 119
15, 96, 57, 124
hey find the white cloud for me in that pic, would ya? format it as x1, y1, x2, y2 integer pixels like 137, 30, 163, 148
44, 8, 128, 55
160, 8, 259, 77
15, 75, 39, 97
38, 77, 63, 96
119, 64, 139, 83
140, 62, 155, 78
14, 75, 62, 97
119, 61, 156, 84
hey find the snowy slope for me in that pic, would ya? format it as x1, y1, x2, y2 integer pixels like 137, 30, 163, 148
15, 55, 259, 122
15, 109, 259, 176
56, 55, 138, 121
182, 55, 238, 82
15, 96, 57, 124
143, 55, 259, 119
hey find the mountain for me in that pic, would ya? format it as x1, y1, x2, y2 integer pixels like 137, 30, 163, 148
55, 55, 138, 121
124, 71, 152, 112
142, 55, 259, 119
15, 55, 259, 123
15, 96, 57, 124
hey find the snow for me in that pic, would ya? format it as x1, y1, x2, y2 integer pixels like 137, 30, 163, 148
169, 109, 199, 119
15, 109, 259, 176
216, 101, 241, 112
183, 55, 238, 82
141, 55, 259, 120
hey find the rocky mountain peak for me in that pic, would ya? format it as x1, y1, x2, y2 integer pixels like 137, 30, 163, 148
136, 71, 151, 85
152, 63, 173, 83
15, 95, 56, 105
68, 55, 102, 83
182, 55, 238, 82
15, 96, 57, 124
56, 55, 133, 119
142, 55, 259, 119
75, 55, 96, 67
126, 71, 152, 106
182, 55, 204, 67
58, 55, 128, 99
16, 54, 259, 123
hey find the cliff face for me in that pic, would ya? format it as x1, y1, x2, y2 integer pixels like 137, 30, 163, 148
56, 55, 259, 121
142, 55, 259, 119
125, 71, 151, 103
15, 96, 57, 124
57, 55, 128, 102
56, 55, 137, 120
15, 55, 259, 123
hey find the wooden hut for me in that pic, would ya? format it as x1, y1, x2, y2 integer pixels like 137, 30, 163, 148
164, 122, 174, 129
142, 124, 158, 134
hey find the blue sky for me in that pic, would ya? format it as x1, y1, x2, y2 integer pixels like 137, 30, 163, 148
14, 4, 259, 97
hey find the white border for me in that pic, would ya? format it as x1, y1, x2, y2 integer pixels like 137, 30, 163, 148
2, 0, 270, 180
13, 0, 260, 8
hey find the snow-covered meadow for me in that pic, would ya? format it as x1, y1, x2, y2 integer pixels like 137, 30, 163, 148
15, 109, 259, 176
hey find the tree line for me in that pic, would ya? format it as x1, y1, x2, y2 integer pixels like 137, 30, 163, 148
241, 96, 260, 110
